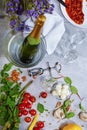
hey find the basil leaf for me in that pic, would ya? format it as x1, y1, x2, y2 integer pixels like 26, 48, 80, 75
64, 99, 70, 108
64, 77, 72, 85
3, 63, 13, 72
79, 103, 85, 112
6, 97, 15, 110
65, 112, 75, 118
1, 71, 9, 77
70, 85, 78, 94
37, 103, 45, 113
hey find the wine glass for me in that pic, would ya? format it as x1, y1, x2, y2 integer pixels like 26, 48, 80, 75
69, 31, 86, 49
54, 30, 86, 64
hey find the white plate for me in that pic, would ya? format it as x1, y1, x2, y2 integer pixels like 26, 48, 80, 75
60, 0, 87, 28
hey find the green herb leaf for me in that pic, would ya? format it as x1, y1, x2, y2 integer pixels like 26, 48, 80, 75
79, 103, 85, 112
64, 77, 72, 85
65, 112, 75, 118
6, 96, 15, 110
0, 106, 8, 126
3, 63, 13, 72
37, 103, 45, 113
1, 71, 9, 77
64, 99, 71, 108
0, 63, 22, 129
0, 93, 7, 102
70, 85, 78, 94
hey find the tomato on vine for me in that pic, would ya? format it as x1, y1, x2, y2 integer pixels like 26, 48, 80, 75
40, 92, 47, 98
25, 102, 32, 109
18, 112, 22, 117
22, 99, 28, 104
29, 109, 37, 116
22, 109, 28, 115
24, 117, 31, 123
19, 103, 25, 110
29, 96, 36, 103
23, 92, 31, 98
37, 121, 44, 128
33, 127, 40, 130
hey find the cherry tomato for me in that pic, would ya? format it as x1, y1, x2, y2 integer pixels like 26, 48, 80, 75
22, 99, 28, 104
33, 127, 40, 130
23, 92, 31, 98
25, 102, 32, 109
40, 92, 47, 98
18, 112, 22, 117
22, 109, 28, 115
29, 96, 36, 103
19, 103, 25, 110
24, 117, 31, 123
29, 109, 36, 116
37, 121, 44, 128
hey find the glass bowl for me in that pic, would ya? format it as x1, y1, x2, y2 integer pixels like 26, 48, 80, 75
3, 28, 46, 68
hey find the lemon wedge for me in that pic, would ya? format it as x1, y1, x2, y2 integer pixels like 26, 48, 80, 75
63, 123, 82, 130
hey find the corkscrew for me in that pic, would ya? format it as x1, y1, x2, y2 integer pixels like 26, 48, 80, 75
28, 62, 62, 77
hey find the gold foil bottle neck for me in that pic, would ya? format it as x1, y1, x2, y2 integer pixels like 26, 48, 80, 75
36, 15, 46, 26
29, 15, 46, 39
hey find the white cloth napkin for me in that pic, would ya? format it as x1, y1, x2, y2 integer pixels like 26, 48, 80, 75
25, 11, 65, 55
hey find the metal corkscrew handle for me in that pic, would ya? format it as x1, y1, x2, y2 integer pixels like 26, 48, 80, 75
28, 68, 44, 76
28, 62, 62, 77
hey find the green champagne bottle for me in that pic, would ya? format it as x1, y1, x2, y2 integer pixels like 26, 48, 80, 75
19, 15, 46, 64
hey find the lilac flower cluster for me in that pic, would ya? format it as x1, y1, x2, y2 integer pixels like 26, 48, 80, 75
5, 0, 55, 31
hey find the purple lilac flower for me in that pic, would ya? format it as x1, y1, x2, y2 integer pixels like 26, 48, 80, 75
24, 25, 30, 31
27, 10, 34, 16
14, 0, 20, 3
33, 12, 38, 18
14, 7, 18, 11
49, 7, 54, 11
44, 9, 49, 13
42, 0, 47, 5
51, 4, 55, 8
36, 2, 41, 9
39, 8, 43, 14
17, 6, 24, 15
6, 0, 55, 31
10, 20, 16, 27
16, 23, 25, 31
6, 2, 13, 6
9, 7, 14, 12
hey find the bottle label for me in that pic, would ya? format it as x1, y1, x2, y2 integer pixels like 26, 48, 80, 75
27, 36, 40, 45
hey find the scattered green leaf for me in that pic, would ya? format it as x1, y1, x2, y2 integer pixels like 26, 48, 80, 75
65, 112, 75, 118
37, 103, 45, 113
3, 63, 13, 72
70, 85, 78, 94
64, 77, 72, 85
64, 99, 71, 108
79, 103, 85, 112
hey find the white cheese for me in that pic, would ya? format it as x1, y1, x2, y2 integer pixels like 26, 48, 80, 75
51, 83, 70, 100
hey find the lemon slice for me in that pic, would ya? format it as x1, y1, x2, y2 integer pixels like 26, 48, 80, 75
63, 123, 82, 130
